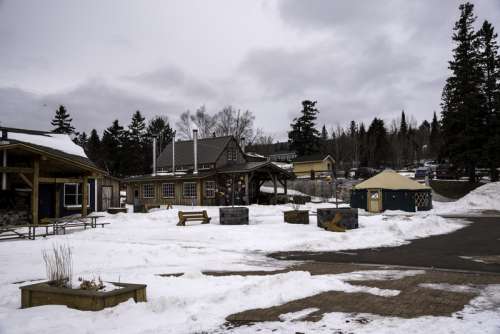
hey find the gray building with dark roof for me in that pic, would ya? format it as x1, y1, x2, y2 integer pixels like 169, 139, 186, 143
124, 131, 293, 206
0, 126, 120, 227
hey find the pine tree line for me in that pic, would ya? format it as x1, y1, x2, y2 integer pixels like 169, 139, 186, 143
282, 100, 442, 170
51, 106, 174, 177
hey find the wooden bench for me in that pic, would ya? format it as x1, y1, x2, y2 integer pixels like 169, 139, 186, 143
177, 210, 211, 226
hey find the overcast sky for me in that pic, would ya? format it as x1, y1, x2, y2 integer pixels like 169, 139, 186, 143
1, 0, 499, 139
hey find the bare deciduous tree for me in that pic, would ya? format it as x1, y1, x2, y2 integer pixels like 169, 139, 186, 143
175, 105, 217, 139
175, 110, 193, 140
214, 106, 255, 142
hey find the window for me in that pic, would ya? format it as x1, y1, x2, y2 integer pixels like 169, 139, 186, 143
63, 183, 90, 207
142, 184, 155, 198
162, 183, 175, 198
227, 148, 237, 161
205, 181, 216, 198
183, 182, 197, 198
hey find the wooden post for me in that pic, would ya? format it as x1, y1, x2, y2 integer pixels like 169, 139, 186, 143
31, 158, 39, 225
198, 180, 203, 206
55, 185, 60, 218
272, 174, 277, 205
2, 149, 7, 190
284, 178, 288, 195
82, 176, 88, 217
244, 174, 249, 205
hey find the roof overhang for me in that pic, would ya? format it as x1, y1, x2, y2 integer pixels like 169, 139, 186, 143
0, 142, 104, 175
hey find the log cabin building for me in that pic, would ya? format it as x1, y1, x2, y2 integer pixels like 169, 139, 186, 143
124, 130, 293, 207
0, 127, 120, 226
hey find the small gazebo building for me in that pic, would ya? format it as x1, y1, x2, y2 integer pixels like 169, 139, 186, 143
350, 170, 432, 213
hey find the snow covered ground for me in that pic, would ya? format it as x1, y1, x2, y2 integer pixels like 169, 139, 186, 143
1, 182, 499, 334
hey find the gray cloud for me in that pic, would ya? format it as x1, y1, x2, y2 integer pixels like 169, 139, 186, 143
0, 79, 183, 134
125, 66, 217, 100
1, 0, 499, 140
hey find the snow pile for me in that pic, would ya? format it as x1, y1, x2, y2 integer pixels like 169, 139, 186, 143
260, 186, 308, 196
9, 132, 87, 157
436, 182, 500, 214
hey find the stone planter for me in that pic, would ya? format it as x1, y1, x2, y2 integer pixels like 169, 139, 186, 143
219, 207, 249, 225
317, 208, 359, 230
20, 281, 147, 311
107, 207, 128, 214
284, 210, 309, 224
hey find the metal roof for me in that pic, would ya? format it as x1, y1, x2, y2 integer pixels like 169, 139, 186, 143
354, 170, 430, 190
157, 136, 233, 168
293, 153, 335, 163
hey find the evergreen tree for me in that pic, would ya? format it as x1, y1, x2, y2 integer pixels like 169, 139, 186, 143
288, 100, 321, 156
349, 121, 358, 167
86, 129, 102, 167
358, 123, 368, 167
319, 125, 329, 154
145, 116, 174, 173
441, 2, 486, 182
399, 110, 409, 166
367, 118, 390, 168
102, 120, 126, 176
74, 131, 88, 150
125, 111, 147, 175
429, 112, 442, 160
321, 125, 328, 140
478, 20, 500, 181
51, 105, 75, 134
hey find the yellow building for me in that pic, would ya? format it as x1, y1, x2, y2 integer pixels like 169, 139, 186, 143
292, 154, 335, 179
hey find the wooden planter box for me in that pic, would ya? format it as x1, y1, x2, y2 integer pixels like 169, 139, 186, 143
317, 208, 359, 230
107, 207, 128, 214
219, 207, 249, 225
20, 281, 147, 311
284, 210, 309, 224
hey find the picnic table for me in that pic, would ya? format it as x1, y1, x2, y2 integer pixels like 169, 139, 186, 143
0, 215, 108, 240
0, 223, 52, 240
40, 215, 107, 235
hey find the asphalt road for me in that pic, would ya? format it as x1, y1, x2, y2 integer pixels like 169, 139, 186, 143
270, 216, 500, 273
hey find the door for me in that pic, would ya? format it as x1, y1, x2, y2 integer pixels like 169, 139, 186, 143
368, 189, 381, 213
38, 184, 55, 219
102, 186, 113, 211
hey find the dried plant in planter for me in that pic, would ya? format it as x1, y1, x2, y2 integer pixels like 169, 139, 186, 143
42, 244, 73, 288
78, 276, 105, 291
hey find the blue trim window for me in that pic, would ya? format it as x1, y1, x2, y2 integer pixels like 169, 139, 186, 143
64, 183, 90, 208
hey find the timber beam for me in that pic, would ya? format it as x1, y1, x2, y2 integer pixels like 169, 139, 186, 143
18, 173, 33, 188
39, 177, 84, 184
0, 166, 33, 173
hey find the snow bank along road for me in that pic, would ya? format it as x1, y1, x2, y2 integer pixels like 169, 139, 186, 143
0, 181, 499, 334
